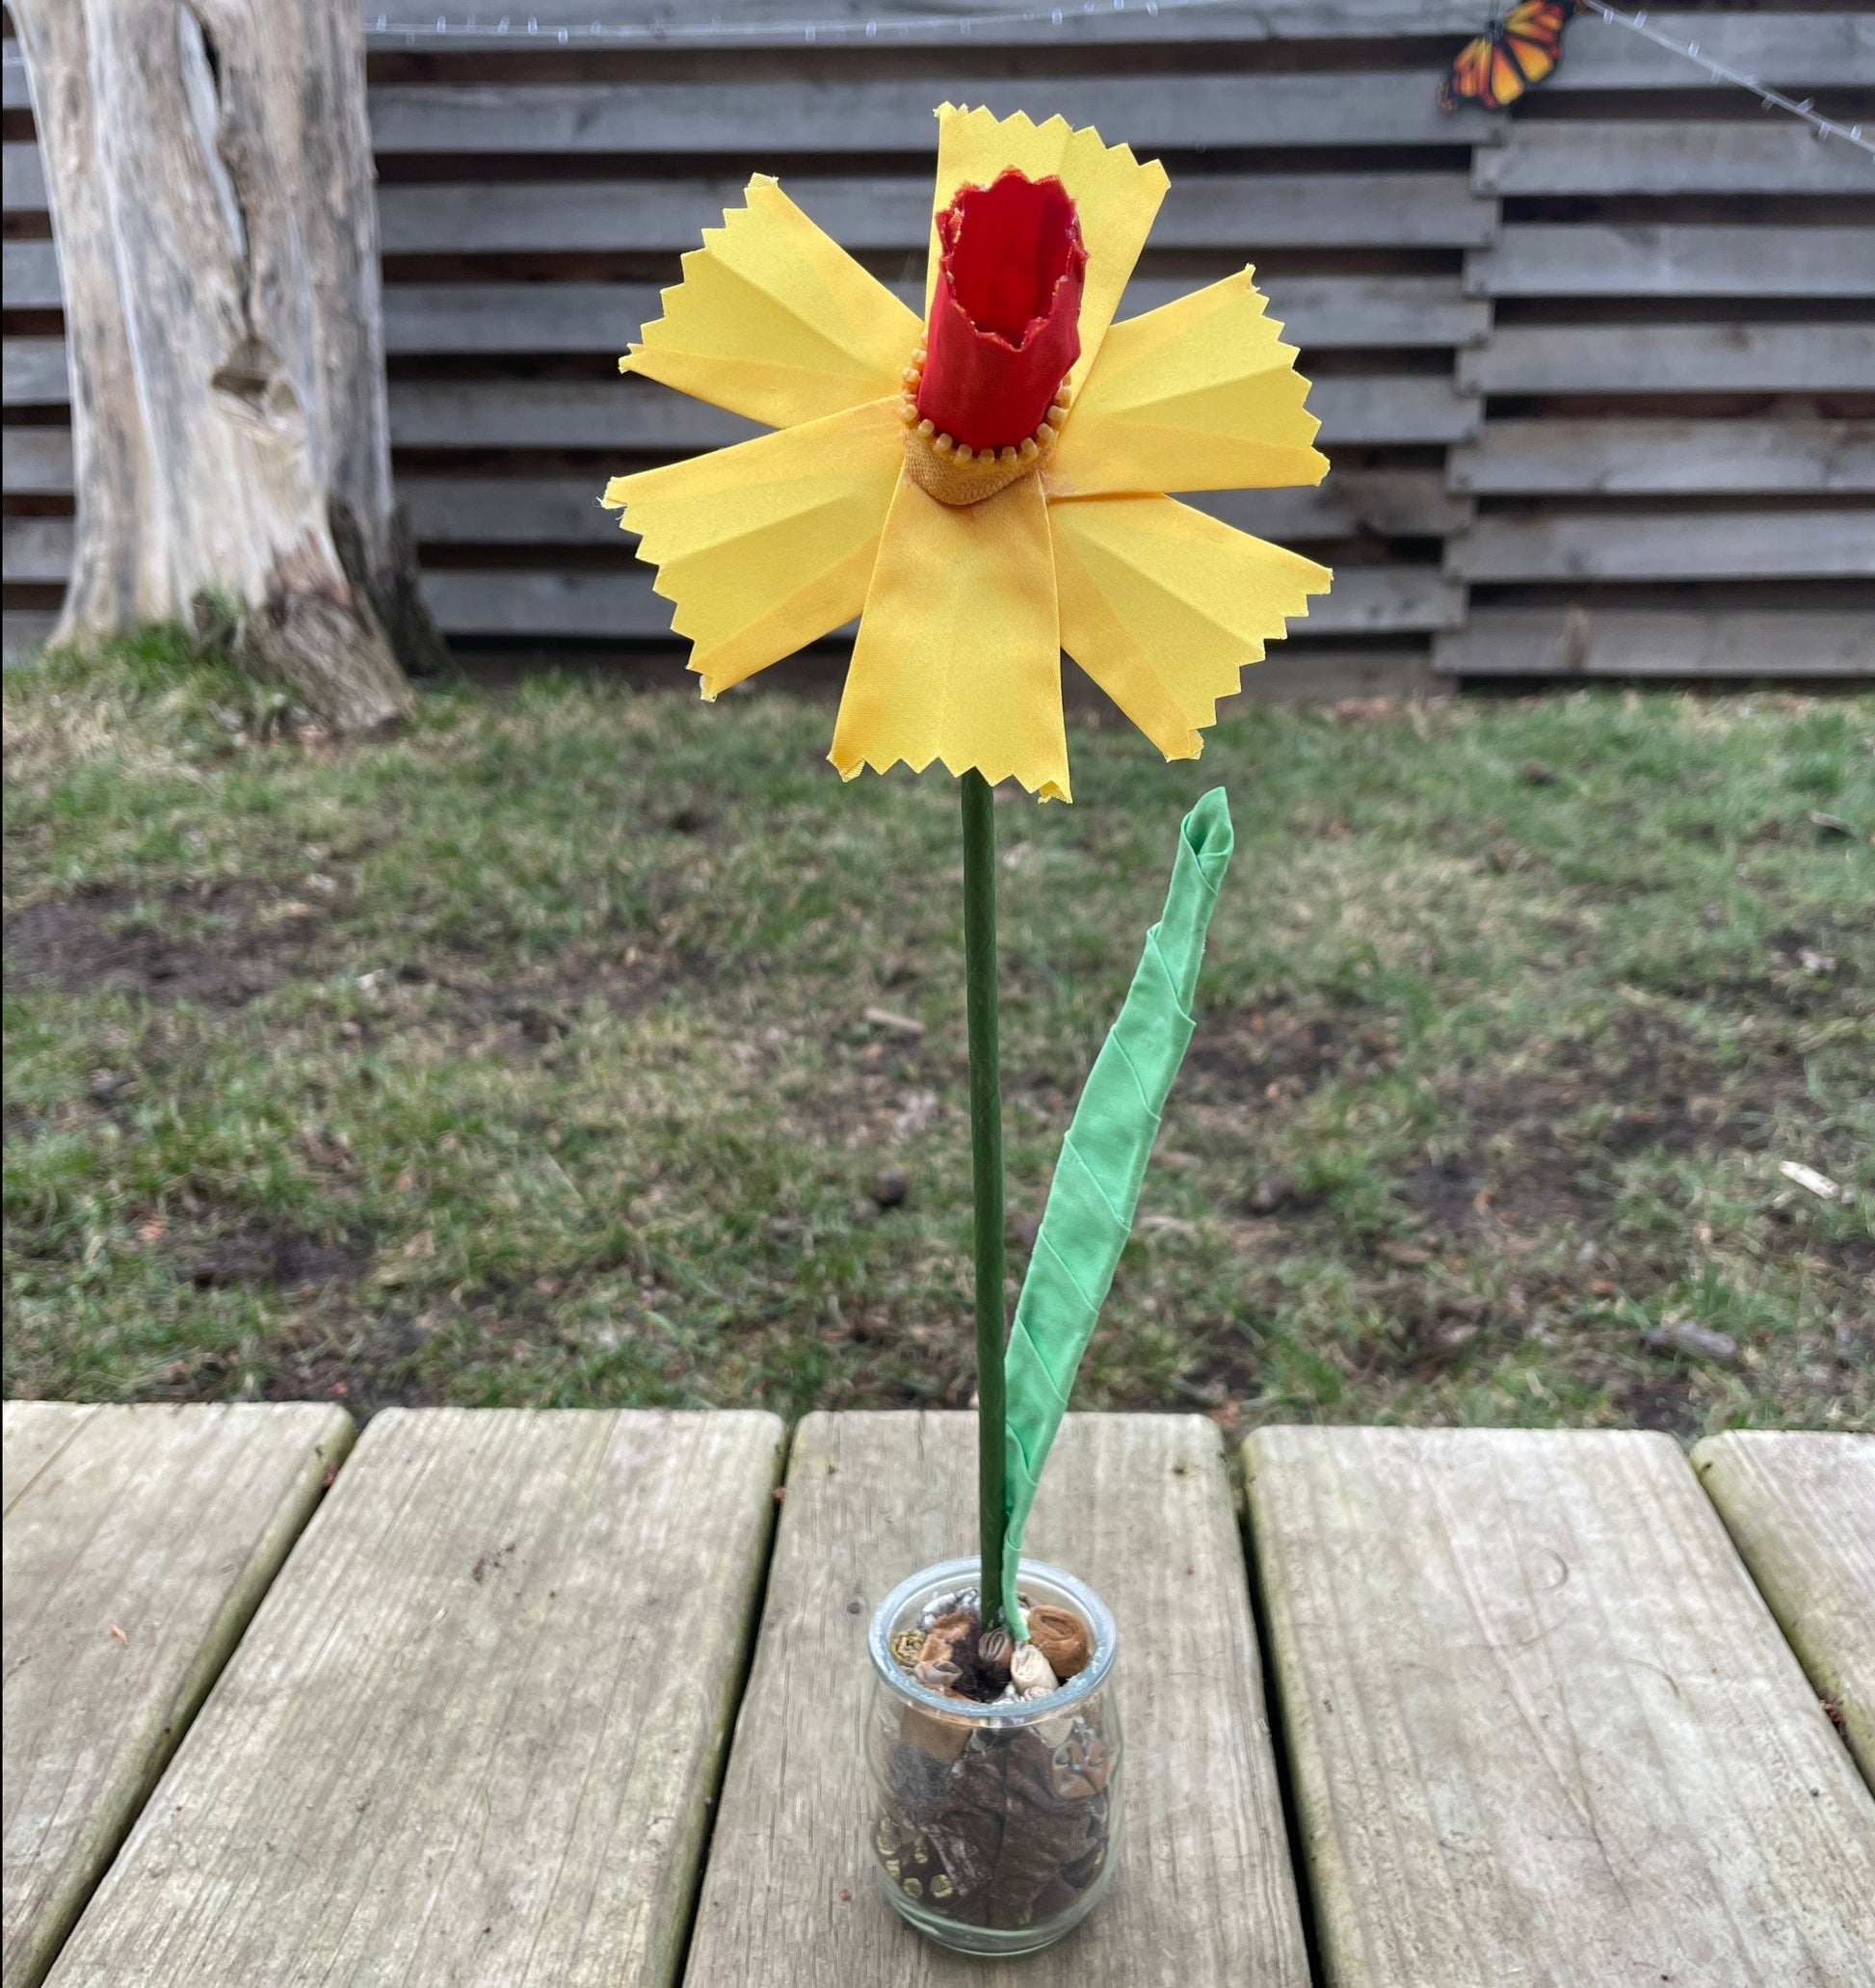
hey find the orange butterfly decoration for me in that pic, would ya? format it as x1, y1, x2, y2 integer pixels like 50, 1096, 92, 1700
1439, 1, 1577, 112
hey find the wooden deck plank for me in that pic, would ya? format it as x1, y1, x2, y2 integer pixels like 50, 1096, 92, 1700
681, 1411, 1309, 1988
46, 1408, 783, 1988
1693, 1433, 1875, 1789
2, 1402, 353, 1988
1243, 1427, 1875, 1988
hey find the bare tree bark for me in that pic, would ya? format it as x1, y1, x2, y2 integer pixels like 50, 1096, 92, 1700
13, 0, 445, 730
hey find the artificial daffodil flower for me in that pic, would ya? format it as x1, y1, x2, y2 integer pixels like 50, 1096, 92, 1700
604, 105, 1331, 803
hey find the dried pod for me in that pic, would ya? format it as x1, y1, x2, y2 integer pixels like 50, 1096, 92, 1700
1026, 1604, 1093, 1681
914, 1655, 962, 1695
900, 1702, 972, 1763
889, 1628, 925, 1671
1049, 1724, 1112, 1799
1034, 1710, 1076, 1750
1010, 1642, 1060, 1699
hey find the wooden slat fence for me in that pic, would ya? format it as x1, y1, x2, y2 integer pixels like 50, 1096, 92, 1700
3, 4, 1871, 682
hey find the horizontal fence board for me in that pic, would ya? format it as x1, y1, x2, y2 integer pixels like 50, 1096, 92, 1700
1550, 12, 1875, 89
366, 75, 1497, 155
380, 170, 1498, 255
1450, 418, 1875, 495
1475, 122, 1875, 196
2, 338, 67, 406
1446, 507, 1875, 581
0, 371, 1479, 448
401, 467, 1470, 544
1, 426, 71, 492
383, 370, 1477, 449
2, 139, 43, 211
1, 515, 69, 582
1467, 226, 1875, 301
419, 561, 1462, 639
0, 253, 1498, 347
381, 274, 1487, 355
1462, 323, 1875, 395
364, 0, 1493, 45
1, 42, 26, 113
1438, 606, 1873, 676
5, 240, 58, 307
2, 610, 57, 661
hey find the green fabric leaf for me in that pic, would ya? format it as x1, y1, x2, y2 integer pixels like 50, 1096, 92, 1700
998, 787, 1234, 1630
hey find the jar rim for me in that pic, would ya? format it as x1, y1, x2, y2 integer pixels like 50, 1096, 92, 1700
866, 1554, 1118, 1727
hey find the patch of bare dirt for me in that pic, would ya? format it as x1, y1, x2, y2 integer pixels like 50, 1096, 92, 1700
186, 1224, 371, 1290
3, 885, 325, 1006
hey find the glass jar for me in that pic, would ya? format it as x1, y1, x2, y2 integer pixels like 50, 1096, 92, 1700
864, 1554, 1122, 1957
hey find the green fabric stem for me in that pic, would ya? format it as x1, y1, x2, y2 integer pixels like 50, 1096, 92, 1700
998, 786, 1234, 1633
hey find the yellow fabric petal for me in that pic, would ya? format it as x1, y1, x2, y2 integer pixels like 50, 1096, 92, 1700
604, 398, 903, 697
928, 106, 1168, 396
1050, 494, 1331, 759
832, 470, 1070, 801
1046, 272, 1328, 499
621, 174, 922, 430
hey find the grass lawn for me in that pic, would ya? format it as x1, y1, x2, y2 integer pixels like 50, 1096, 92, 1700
4, 636, 1870, 1436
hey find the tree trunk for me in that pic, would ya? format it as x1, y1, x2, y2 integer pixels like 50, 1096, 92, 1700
13, 0, 445, 730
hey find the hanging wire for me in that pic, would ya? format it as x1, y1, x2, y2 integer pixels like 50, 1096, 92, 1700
4, 2, 1872, 154
1577, 2, 1871, 155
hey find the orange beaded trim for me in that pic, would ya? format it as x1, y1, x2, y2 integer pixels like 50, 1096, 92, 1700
897, 347, 1070, 507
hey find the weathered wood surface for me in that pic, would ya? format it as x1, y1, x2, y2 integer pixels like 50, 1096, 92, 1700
0, 244, 55, 307
366, 74, 1495, 155
2, 140, 43, 208
1467, 225, 1875, 300
1437, 607, 1872, 677
376, 276, 1485, 357
1, 518, 71, 584
378, 171, 1497, 254
1445, 509, 1875, 582
1462, 323, 1875, 395
363, 0, 1493, 45
1244, 1426, 1875, 1988
420, 564, 1462, 642
400, 468, 1468, 546
682, 1411, 1309, 1988
1474, 121, 1875, 195
47, 1407, 784, 1988
1550, 10, 1875, 87
9, 365, 1477, 463
1693, 1433, 1875, 1789
11, 517, 1465, 627
1448, 419, 1875, 495
373, 372, 1480, 452
0, 431, 73, 493
1, 340, 67, 408
2, 1402, 353, 1988
2, 612, 57, 661
10, 0, 429, 727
